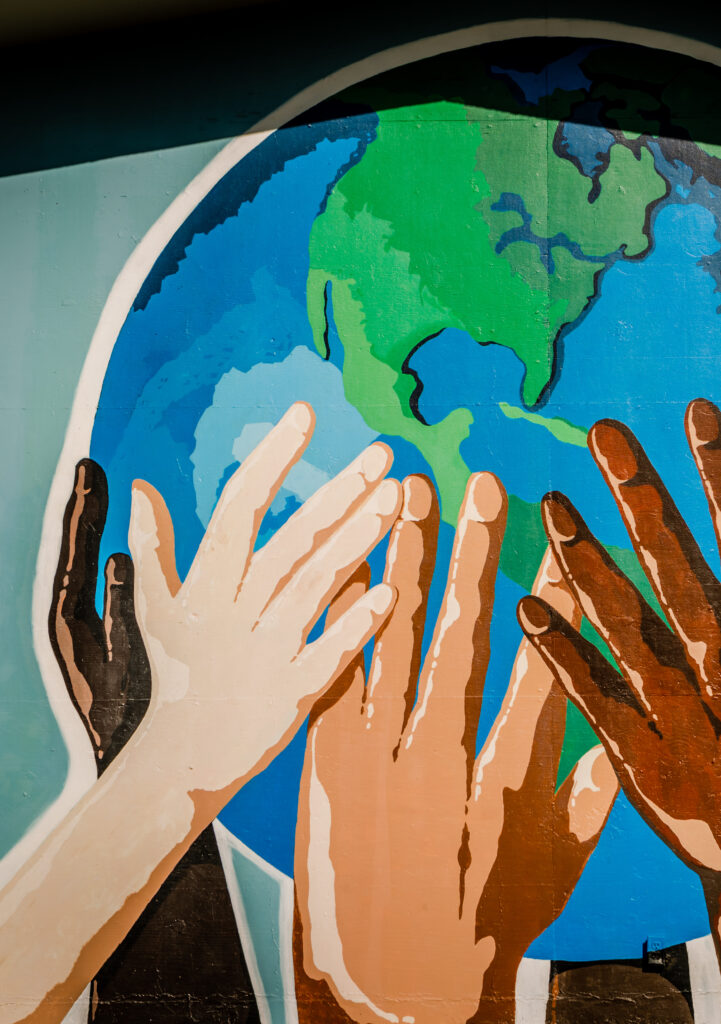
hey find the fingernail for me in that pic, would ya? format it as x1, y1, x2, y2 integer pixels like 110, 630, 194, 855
589, 421, 638, 483
374, 478, 402, 516
107, 553, 131, 586
588, 746, 617, 793
367, 582, 395, 614
287, 401, 313, 433
76, 458, 96, 492
517, 596, 552, 635
401, 476, 433, 521
543, 494, 578, 543
360, 443, 391, 483
688, 398, 720, 446
130, 484, 154, 538
466, 472, 505, 523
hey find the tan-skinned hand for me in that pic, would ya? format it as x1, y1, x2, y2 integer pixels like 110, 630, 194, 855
294, 472, 618, 1024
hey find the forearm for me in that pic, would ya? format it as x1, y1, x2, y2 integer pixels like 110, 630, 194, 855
468, 952, 522, 1024
0, 727, 220, 1024
89, 696, 257, 1019
293, 905, 354, 1024
91, 824, 259, 1023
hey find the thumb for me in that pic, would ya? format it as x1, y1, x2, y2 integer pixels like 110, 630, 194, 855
551, 745, 618, 909
556, 745, 619, 846
128, 481, 180, 622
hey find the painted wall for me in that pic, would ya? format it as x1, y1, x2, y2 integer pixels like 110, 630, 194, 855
4, 11, 721, 1023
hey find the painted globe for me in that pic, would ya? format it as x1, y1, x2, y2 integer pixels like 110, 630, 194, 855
91, 38, 721, 959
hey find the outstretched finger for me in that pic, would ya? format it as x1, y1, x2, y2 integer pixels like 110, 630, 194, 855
365, 475, 439, 749
293, 583, 397, 707
265, 478, 402, 654
555, 746, 618, 844
542, 491, 697, 721
308, 562, 370, 729
99, 553, 151, 764
687, 398, 721, 567
517, 595, 654, 787
406, 472, 507, 774
128, 481, 181, 622
103, 553, 137, 662
551, 746, 618, 907
520, 595, 721, 871
49, 459, 108, 756
243, 442, 394, 617
589, 418, 721, 698
471, 548, 580, 811
50, 459, 107, 641
187, 401, 315, 604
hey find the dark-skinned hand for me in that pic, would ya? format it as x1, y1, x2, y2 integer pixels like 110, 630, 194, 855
49, 458, 259, 1023
49, 458, 151, 771
517, 399, 721, 963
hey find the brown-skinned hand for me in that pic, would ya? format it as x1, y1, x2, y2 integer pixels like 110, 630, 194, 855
294, 473, 618, 1024
518, 400, 721, 965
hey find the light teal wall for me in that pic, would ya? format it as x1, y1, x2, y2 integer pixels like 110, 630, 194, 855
0, 139, 228, 856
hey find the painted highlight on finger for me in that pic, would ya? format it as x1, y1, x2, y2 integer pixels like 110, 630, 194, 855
465, 471, 505, 523
687, 397, 721, 447
75, 457, 100, 496
286, 400, 315, 434
517, 595, 553, 636
566, 746, 619, 844
372, 478, 403, 517
365, 582, 396, 616
542, 493, 578, 544
129, 483, 157, 550
588, 419, 639, 483
400, 475, 434, 522
538, 546, 565, 587
360, 442, 394, 483
105, 553, 131, 588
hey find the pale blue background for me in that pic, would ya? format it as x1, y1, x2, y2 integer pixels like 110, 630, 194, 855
0, 139, 228, 854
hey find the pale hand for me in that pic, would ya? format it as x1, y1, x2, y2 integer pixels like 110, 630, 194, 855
0, 402, 402, 1024
129, 400, 403, 799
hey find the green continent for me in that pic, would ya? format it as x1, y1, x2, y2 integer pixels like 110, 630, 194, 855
305, 57, 709, 781
308, 95, 669, 771
498, 403, 588, 447
308, 99, 666, 528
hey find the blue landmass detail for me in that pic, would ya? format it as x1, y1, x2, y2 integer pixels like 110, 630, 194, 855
492, 192, 609, 273
92, 130, 369, 483
558, 112, 615, 179
133, 113, 378, 312
489, 46, 595, 105
648, 139, 721, 308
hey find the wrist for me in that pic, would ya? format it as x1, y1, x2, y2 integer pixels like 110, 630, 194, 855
121, 702, 229, 808
293, 901, 355, 1024
468, 949, 522, 1024
699, 868, 721, 966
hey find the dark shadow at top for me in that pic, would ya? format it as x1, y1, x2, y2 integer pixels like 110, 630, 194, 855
4, 0, 721, 177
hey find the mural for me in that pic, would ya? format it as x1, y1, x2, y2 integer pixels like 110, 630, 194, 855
5, 31, 721, 1023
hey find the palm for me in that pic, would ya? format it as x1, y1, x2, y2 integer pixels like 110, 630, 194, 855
301, 669, 485, 1019
295, 475, 618, 1024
